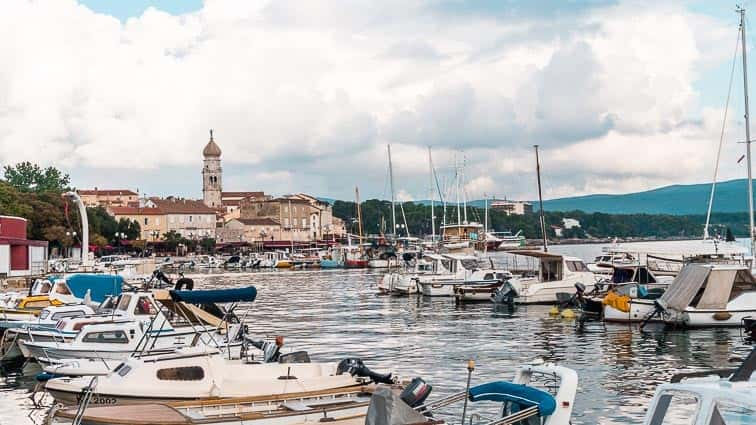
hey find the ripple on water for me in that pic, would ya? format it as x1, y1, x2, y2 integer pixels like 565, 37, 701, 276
1, 268, 752, 425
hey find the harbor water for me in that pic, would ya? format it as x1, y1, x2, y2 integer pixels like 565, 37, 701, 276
1, 242, 753, 424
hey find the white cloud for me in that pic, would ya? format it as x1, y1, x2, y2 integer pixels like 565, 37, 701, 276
0, 0, 737, 201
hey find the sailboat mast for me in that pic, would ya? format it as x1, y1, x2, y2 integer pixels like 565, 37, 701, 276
740, 7, 756, 255
535, 145, 548, 252
355, 186, 363, 244
462, 154, 468, 224
387, 145, 397, 237
456, 157, 462, 226
428, 147, 436, 241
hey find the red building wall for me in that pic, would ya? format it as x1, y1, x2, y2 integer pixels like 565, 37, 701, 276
10, 245, 28, 270
0, 216, 27, 239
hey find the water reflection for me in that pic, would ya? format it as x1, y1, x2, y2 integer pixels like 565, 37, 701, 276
0, 268, 752, 425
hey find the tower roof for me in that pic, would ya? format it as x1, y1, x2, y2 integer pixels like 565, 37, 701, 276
203, 130, 222, 157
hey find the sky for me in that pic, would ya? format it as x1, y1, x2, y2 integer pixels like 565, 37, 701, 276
1, 0, 754, 202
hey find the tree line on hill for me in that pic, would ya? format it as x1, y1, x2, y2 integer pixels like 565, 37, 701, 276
332, 199, 749, 240
0, 162, 141, 252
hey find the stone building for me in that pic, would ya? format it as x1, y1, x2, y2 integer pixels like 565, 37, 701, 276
238, 194, 339, 242
78, 189, 139, 209
201, 130, 223, 209
111, 197, 217, 241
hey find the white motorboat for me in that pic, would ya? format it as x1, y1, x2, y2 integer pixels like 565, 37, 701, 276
418, 254, 509, 297
45, 348, 392, 406
485, 230, 526, 251
586, 252, 637, 275
498, 251, 596, 304
52, 382, 379, 425
378, 254, 446, 295
642, 348, 755, 424
605, 264, 756, 327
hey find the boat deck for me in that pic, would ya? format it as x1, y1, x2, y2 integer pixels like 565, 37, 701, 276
58, 404, 190, 425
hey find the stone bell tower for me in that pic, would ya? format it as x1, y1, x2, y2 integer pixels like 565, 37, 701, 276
202, 129, 222, 208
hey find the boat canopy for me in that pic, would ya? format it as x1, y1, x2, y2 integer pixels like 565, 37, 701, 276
658, 265, 756, 311
511, 250, 563, 260
169, 286, 257, 304
468, 381, 556, 416
66, 274, 124, 303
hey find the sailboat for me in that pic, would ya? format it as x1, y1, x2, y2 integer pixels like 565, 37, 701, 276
439, 154, 484, 248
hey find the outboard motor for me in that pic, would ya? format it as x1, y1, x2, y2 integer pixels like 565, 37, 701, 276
175, 275, 194, 291
400, 377, 432, 408
248, 335, 284, 362
492, 281, 517, 305
153, 269, 173, 286
337, 358, 394, 384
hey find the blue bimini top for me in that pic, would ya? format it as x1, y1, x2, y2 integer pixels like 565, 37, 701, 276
169, 286, 257, 304
468, 381, 556, 416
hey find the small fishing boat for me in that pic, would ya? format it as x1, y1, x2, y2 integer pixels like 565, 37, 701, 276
485, 230, 526, 251
641, 347, 755, 424
0, 274, 124, 325
365, 361, 576, 425
52, 382, 382, 425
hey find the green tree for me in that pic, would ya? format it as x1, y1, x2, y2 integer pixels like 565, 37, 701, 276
199, 237, 216, 253
3, 161, 70, 193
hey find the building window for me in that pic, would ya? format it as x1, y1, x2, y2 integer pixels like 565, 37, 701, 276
144, 218, 148, 225
189, 215, 193, 223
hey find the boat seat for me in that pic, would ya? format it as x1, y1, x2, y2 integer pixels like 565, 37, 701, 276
468, 381, 556, 417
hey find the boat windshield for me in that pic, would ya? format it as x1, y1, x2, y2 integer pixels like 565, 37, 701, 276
116, 294, 132, 311
460, 259, 480, 270
711, 401, 756, 424
647, 390, 699, 425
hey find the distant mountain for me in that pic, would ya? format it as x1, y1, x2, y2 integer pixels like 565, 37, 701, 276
320, 178, 756, 215
539, 178, 753, 215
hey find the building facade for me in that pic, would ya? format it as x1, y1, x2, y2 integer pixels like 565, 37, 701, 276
238, 194, 339, 242
109, 207, 166, 240
78, 189, 139, 209
202, 131, 223, 209
111, 198, 217, 240
490, 199, 533, 215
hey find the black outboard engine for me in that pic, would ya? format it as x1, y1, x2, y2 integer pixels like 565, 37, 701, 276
175, 276, 194, 291
153, 269, 173, 286
336, 358, 394, 384
399, 377, 432, 408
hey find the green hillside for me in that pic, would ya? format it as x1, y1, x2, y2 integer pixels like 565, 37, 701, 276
540, 178, 753, 215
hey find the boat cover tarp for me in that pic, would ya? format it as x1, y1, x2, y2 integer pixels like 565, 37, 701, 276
169, 287, 257, 304
658, 265, 711, 312
468, 381, 556, 416
365, 385, 428, 425
65, 274, 124, 303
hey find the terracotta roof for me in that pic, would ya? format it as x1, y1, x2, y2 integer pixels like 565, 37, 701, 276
222, 191, 265, 198
236, 218, 281, 226
110, 207, 164, 216
150, 198, 218, 214
203, 132, 222, 157
78, 189, 138, 196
